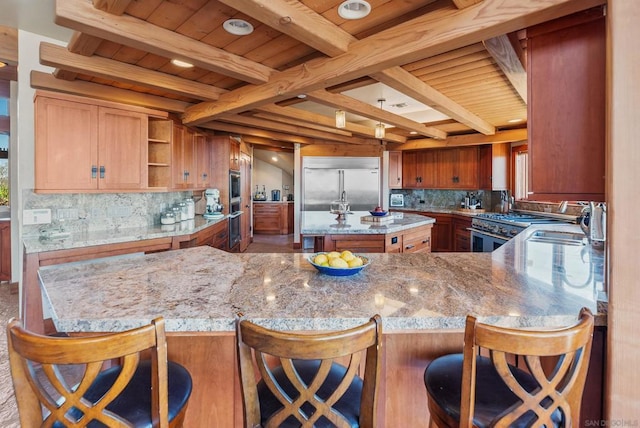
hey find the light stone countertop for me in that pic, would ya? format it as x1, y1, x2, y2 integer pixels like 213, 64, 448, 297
39, 223, 605, 334
301, 211, 435, 235
23, 215, 227, 254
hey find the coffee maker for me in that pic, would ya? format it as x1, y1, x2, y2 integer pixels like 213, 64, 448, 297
204, 188, 224, 219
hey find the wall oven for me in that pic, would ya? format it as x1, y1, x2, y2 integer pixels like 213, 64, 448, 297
228, 199, 241, 250
229, 170, 241, 200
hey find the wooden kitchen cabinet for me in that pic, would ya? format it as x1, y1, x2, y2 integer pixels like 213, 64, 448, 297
426, 213, 453, 252
253, 202, 288, 235
34, 91, 165, 193
402, 150, 437, 189
401, 225, 432, 253
452, 216, 472, 252
479, 144, 509, 191
527, 8, 605, 201
195, 132, 212, 189
388, 151, 403, 189
147, 118, 172, 189
172, 124, 196, 189
437, 147, 479, 189
229, 137, 241, 171
309, 225, 432, 254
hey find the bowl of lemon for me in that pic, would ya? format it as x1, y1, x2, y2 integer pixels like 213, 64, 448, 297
307, 250, 370, 276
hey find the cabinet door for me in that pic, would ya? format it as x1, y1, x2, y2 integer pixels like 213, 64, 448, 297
427, 213, 453, 252
527, 9, 605, 200
230, 139, 240, 171
35, 97, 99, 191
437, 148, 478, 189
479, 144, 509, 191
388, 151, 403, 189
453, 216, 472, 252
402, 151, 419, 188
195, 133, 211, 188
172, 125, 196, 189
98, 107, 147, 190
418, 150, 438, 188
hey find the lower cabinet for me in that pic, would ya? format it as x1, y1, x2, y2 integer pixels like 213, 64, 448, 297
178, 220, 228, 251
453, 216, 472, 252
308, 225, 432, 254
253, 202, 290, 235
407, 211, 472, 252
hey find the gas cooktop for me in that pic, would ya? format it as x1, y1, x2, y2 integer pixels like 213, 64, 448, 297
475, 212, 558, 224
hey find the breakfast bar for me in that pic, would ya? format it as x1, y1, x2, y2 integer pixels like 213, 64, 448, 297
37, 222, 606, 427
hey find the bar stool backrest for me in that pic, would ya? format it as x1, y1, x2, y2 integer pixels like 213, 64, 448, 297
7, 317, 170, 428
459, 308, 595, 428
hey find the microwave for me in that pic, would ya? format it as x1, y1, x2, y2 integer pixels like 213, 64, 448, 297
390, 193, 404, 207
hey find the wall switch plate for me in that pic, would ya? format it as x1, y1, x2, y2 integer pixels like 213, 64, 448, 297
57, 208, 79, 220
24, 209, 52, 225
107, 205, 132, 217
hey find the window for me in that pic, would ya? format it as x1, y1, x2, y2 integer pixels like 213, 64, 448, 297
0, 97, 8, 206
511, 144, 529, 200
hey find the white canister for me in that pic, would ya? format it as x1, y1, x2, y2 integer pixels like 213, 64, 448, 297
184, 198, 195, 219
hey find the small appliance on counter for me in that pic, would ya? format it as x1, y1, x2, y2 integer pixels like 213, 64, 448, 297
204, 188, 224, 219
390, 193, 404, 207
253, 185, 267, 201
271, 189, 281, 201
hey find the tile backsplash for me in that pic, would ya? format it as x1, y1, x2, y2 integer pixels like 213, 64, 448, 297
389, 189, 492, 210
22, 190, 198, 236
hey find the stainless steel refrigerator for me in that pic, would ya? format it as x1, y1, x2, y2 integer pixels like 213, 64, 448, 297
302, 157, 380, 211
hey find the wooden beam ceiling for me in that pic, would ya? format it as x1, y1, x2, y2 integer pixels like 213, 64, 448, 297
483, 35, 527, 103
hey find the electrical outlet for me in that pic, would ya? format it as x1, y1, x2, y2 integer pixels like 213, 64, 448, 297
24, 209, 52, 225
107, 205, 132, 217
419, 200, 425, 204
57, 208, 79, 220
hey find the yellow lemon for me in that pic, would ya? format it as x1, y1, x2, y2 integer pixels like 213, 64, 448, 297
327, 251, 341, 259
314, 254, 329, 265
329, 257, 349, 268
348, 257, 364, 268
340, 250, 355, 262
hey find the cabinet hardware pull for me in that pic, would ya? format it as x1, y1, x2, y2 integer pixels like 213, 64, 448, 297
422, 238, 430, 244
405, 244, 415, 250
91, 165, 97, 179
99, 166, 105, 179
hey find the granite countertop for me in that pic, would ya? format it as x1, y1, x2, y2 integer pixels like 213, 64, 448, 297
23, 215, 227, 254
301, 211, 435, 235
39, 223, 605, 334
391, 207, 483, 217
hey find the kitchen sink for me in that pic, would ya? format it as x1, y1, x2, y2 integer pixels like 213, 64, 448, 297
527, 230, 587, 246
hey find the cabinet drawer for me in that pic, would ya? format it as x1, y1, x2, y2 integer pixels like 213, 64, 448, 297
403, 234, 431, 253
254, 204, 280, 214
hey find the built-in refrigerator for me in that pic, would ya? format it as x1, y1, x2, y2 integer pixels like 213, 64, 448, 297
302, 157, 380, 211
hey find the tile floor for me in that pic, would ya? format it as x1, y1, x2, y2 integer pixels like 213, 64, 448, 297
0, 283, 20, 427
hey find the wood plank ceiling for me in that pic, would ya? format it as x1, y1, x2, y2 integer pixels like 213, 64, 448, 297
32, 0, 604, 150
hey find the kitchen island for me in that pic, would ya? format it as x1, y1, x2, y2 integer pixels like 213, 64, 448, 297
38, 223, 605, 427
301, 211, 435, 253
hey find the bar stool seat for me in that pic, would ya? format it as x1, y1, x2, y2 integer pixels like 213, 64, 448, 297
424, 308, 594, 428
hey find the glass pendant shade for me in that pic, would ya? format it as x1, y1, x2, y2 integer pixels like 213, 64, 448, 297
335, 110, 346, 128
375, 123, 385, 139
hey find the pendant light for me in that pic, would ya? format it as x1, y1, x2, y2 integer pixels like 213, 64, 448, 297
375, 98, 386, 139
335, 110, 346, 128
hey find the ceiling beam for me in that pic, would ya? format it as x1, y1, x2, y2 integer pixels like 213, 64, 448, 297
257, 104, 407, 144
217, 0, 353, 57
238, 135, 295, 150
92, 0, 132, 15
306, 90, 447, 140
217, 114, 375, 145
483, 34, 527, 103
55, 0, 273, 84
252, 112, 354, 137
372, 67, 496, 135
452, 0, 484, 9
0, 26, 18, 65
393, 128, 527, 150
183, 0, 603, 125
30, 70, 191, 113
199, 122, 316, 145
54, 31, 105, 81
40, 42, 225, 101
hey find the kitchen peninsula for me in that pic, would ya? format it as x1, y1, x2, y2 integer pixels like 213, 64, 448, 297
301, 211, 435, 253
38, 223, 605, 427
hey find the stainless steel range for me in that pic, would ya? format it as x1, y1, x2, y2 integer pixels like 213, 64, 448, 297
470, 212, 571, 252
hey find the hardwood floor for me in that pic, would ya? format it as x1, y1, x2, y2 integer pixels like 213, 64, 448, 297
244, 233, 302, 253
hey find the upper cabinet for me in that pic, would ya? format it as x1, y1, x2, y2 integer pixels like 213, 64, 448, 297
195, 132, 212, 189
402, 147, 479, 190
172, 124, 197, 189
35, 92, 160, 192
229, 137, 241, 171
527, 7, 605, 201
388, 151, 403, 189
479, 144, 509, 191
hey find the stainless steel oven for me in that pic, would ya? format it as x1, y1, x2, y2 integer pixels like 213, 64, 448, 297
229, 199, 241, 250
229, 171, 241, 200
471, 230, 508, 252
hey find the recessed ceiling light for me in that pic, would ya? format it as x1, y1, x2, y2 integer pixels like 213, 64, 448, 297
0, 62, 6, 68
508, 118, 524, 123
409, 131, 418, 135
223, 19, 254, 36
297, 94, 307, 99
271, 156, 278, 162
170, 59, 194, 68
338, 0, 371, 20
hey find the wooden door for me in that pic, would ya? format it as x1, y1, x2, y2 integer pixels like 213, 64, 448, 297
240, 152, 252, 252
436, 149, 456, 188
427, 213, 453, 252
0, 220, 10, 281
230, 138, 240, 171
195, 133, 211, 188
98, 107, 147, 190
388, 151, 402, 189
34, 96, 99, 191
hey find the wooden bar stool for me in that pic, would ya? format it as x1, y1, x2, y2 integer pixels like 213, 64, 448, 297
424, 308, 594, 428
7, 317, 193, 427
236, 315, 382, 428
